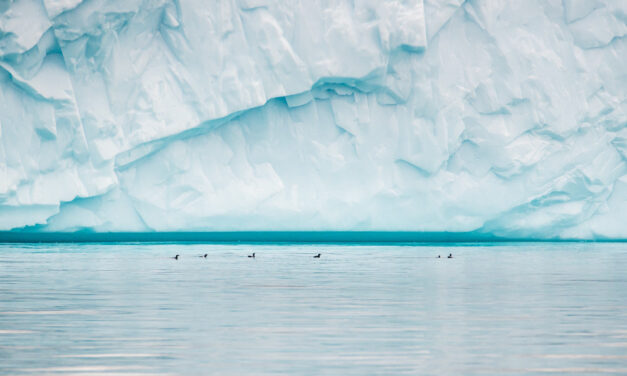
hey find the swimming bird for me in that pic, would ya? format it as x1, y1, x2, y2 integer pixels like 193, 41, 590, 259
248, 252, 255, 258
172, 254, 179, 260
437, 255, 441, 258
313, 253, 321, 258
198, 253, 207, 258
447, 253, 453, 259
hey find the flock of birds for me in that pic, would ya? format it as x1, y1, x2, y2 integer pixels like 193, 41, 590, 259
171, 252, 451, 260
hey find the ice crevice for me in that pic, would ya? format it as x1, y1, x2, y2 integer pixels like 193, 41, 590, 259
0, 0, 625, 238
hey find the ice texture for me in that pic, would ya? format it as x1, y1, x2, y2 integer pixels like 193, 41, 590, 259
0, 0, 625, 239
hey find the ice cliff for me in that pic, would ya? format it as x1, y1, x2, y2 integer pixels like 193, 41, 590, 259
0, 0, 626, 239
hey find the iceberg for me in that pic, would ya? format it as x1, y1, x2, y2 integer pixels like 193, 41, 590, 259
0, 0, 625, 239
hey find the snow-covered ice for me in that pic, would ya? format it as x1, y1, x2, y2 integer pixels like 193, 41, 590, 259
0, 0, 625, 238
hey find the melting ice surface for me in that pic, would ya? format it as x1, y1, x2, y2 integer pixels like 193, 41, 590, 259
1, 242, 627, 375
0, 1, 626, 238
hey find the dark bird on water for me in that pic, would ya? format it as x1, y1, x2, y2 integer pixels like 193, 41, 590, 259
448, 253, 453, 258
172, 254, 179, 260
248, 252, 255, 258
199, 253, 207, 258
314, 253, 321, 258
437, 255, 441, 258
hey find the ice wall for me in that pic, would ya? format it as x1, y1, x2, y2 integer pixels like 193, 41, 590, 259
0, 0, 625, 238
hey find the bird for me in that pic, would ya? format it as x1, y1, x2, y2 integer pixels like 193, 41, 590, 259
313, 253, 321, 258
248, 252, 255, 258
172, 254, 179, 260
437, 255, 441, 258
198, 253, 207, 258
447, 253, 453, 259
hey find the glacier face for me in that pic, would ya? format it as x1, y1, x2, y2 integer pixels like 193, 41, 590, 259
0, 0, 626, 238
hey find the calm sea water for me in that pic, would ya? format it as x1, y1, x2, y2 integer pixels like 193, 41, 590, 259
0, 242, 626, 375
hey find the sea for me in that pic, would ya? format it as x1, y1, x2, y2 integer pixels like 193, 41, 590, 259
1, 242, 626, 375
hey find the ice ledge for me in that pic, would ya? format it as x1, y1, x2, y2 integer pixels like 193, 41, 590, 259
1, 231, 624, 243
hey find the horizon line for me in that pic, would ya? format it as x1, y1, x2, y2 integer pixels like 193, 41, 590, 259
0, 231, 623, 243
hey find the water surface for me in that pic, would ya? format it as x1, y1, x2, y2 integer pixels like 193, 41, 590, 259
1, 242, 626, 375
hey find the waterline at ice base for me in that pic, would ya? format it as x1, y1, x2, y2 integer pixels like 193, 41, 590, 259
1, 0, 626, 239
